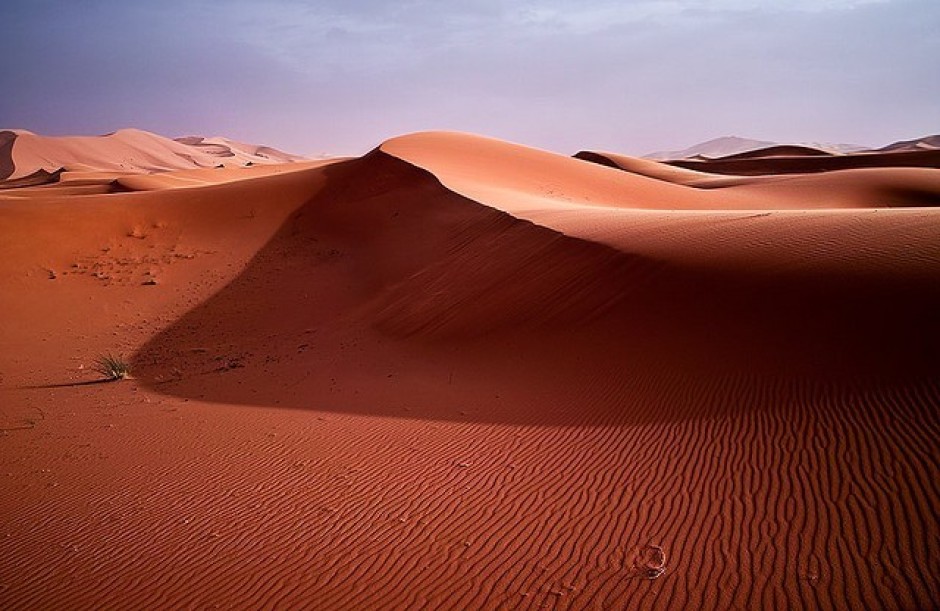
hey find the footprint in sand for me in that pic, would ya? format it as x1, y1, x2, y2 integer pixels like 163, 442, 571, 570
631, 544, 666, 580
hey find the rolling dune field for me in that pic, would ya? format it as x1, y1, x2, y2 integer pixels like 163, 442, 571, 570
1, 130, 938, 610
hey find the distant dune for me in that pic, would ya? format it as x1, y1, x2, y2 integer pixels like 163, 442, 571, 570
712, 144, 835, 160
668, 147, 940, 176
645, 136, 779, 160
1, 129, 938, 610
0, 128, 305, 183
174, 135, 306, 164
591, 133, 940, 177
644, 136, 866, 161
877, 134, 940, 152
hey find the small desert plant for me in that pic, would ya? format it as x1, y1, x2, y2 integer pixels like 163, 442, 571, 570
93, 354, 131, 381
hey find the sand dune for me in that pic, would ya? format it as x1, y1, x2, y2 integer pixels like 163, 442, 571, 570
574, 150, 734, 186
0, 128, 305, 183
669, 147, 940, 176
1, 130, 938, 610
175, 135, 306, 164
711, 144, 835, 160
645, 136, 779, 160
385, 131, 940, 210
878, 134, 940, 153
576, 148, 940, 209
644, 136, 865, 161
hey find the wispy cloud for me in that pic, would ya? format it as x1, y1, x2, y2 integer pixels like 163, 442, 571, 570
0, 0, 935, 155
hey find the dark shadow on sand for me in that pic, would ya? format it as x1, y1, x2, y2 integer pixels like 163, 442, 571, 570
131, 152, 940, 426
23, 378, 121, 390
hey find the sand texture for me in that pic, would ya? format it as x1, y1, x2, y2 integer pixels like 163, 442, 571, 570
1, 130, 938, 610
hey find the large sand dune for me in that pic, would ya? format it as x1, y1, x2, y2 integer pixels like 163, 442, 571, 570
1, 130, 938, 610
0, 128, 305, 184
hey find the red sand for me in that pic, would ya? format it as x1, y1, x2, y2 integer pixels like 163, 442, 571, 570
1, 130, 938, 610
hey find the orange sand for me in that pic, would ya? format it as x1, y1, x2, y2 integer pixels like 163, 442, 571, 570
1, 130, 938, 610
0, 128, 305, 183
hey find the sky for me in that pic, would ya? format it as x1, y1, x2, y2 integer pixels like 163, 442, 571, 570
1, 0, 938, 156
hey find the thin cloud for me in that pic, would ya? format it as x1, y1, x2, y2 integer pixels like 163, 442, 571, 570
0, 0, 935, 156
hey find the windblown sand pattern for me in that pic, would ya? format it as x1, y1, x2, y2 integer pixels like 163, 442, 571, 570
1, 131, 938, 609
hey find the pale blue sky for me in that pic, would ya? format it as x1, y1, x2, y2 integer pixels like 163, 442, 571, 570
1, 0, 937, 155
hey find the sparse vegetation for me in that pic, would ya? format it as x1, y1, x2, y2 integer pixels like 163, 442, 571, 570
93, 354, 131, 381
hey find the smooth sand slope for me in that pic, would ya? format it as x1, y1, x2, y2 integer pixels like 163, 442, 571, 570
1, 131, 938, 610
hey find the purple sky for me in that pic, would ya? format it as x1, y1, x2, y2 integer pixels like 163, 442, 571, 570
1, 0, 938, 157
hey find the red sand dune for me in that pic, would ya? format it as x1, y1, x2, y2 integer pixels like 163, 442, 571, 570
1, 130, 938, 610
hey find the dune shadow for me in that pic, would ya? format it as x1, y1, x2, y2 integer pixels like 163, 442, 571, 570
23, 378, 120, 390
132, 151, 940, 426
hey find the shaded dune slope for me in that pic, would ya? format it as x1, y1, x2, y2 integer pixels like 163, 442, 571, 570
0, 130, 15, 180
136, 140, 940, 401
377, 134, 940, 380
123, 134, 940, 609
0, 169, 64, 190
133, 150, 666, 420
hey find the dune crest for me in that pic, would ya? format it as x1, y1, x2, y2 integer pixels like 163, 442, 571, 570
573, 150, 730, 186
